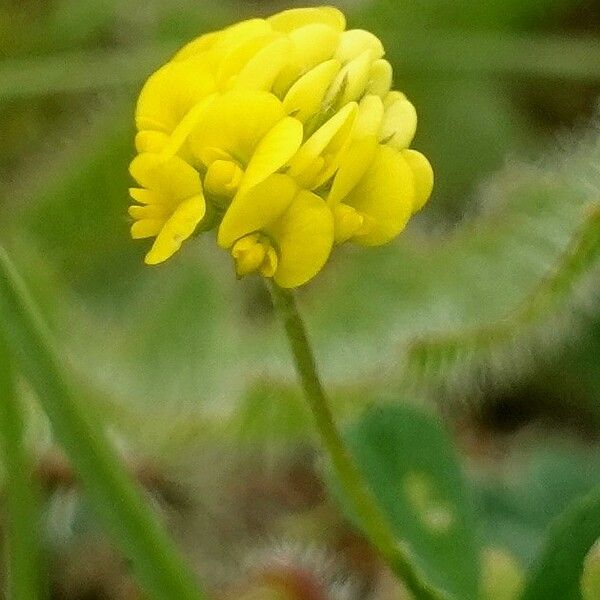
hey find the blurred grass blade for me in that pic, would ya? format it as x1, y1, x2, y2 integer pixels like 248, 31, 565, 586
520, 487, 600, 600
0, 43, 176, 100
0, 338, 42, 599
1, 31, 600, 101
0, 248, 207, 600
391, 31, 600, 81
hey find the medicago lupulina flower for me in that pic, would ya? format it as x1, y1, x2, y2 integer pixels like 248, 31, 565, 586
129, 6, 433, 288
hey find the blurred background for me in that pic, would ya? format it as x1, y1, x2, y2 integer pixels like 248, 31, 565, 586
1, 1, 600, 598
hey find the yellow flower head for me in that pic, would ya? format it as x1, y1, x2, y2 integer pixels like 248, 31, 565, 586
129, 6, 433, 287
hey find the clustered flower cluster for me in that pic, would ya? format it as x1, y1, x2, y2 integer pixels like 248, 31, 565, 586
129, 6, 433, 287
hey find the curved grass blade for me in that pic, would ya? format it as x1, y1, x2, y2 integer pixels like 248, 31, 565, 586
0, 338, 42, 600
0, 248, 208, 600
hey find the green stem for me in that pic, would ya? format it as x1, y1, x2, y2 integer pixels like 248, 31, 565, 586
0, 339, 42, 600
268, 283, 447, 600
0, 248, 207, 600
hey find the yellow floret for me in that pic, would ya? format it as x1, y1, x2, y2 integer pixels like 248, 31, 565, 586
128, 5, 434, 287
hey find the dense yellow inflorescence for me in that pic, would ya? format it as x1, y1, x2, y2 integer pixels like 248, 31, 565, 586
129, 6, 433, 288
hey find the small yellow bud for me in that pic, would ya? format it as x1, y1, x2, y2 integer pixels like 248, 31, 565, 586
231, 233, 278, 278
204, 160, 244, 201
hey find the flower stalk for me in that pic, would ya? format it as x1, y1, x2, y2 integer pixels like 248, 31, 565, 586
268, 282, 447, 600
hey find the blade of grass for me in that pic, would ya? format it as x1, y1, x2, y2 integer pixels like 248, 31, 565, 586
0, 42, 177, 100
388, 30, 600, 81
1, 31, 600, 101
0, 247, 208, 600
0, 338, 41, 600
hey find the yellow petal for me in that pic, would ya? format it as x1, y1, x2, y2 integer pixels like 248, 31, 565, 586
268, 7, 346, 32
383, 90, 403, 108
216, 32, 280, 88
354, 95, 385, 139
380, 91, 417, 150
367, 59, 393, 97
231, 233, 268, 277
129, 188, 158, 205
161, 93, 217, 158
274, 24, 341, 94
135, 55, 216, 134
287, 102, 358, 189
210, 19, 272, 54
171, 30, 221, 61
290, 24, 340, 70
326, 50, 374, 106
145, 195, 206, 264
232, 36, 292, 91
335, 29, 384, 63
175, 19, 271, 62
189, 90, 286, 167
131, 219, 164, 239
241, 117, 304, 194
135, 130, 170, 153
333, 203, 366, 244
217, 174, 299, 248
129, 154, 201, 201
283, 59, 341, 122
327, 136, 378, 206
344, 145, 415, 246
230, 233, 279, 278
261, 246, 279, 278
128, 204, 171, 220
401, 149, 434, 213
265, 190, 334, 288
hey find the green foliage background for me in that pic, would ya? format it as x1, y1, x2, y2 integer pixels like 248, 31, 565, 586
1, 0, 600, 598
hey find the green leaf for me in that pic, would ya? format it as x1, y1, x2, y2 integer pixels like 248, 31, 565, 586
520, 487, 600, 600
328, 404, 480, 600
475, 446, 600, 565
582, 542, 600, 600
